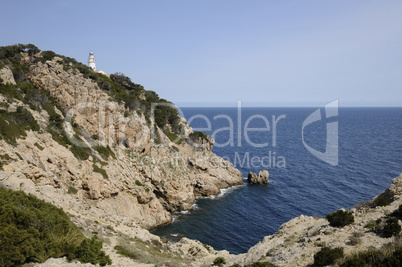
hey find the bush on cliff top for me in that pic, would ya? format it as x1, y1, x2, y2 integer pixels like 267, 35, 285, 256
373, 197, 391, 207
383, 217, 401, 238
0, 187, 111, 266
67, 236, 111, 266
326, 210, 354, 227
313, 247, 344, 266
244, 262, 278, 267
340, 247, 402, 266
391, 204, 402, 219
189, 131, 209, 142
213, 257, 226, 266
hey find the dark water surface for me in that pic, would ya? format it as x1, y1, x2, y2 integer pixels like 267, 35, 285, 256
152, 107, 402, 254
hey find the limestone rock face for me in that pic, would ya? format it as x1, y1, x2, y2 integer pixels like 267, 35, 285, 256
247, 170, 269, 184
0, 54, 243, 231
0, 66, 16, 85
0, 171, 36, 194
376, 173, 402, 201
189, 134, 215, 151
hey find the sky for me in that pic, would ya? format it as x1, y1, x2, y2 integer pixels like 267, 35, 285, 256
1, 0, 401, 107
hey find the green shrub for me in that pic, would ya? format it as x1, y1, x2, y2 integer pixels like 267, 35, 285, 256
0, 154, 13, 170
245, 262, 278, 267
93, 165, 108, 179
67, 186, 78, 194
47, 121, 93, 162
384, 248, 402, 266
0, 83, 24, 101
341, 257, 368, 267
42, 101, 63, 127
374, 197, 390, 207
341, 246, 402, 266
213, 256, 226, 266
313, 247, 344, 266
391, 205, 402, 219
0, 107, 39, 145
364, 221, 377, 229
70, 143, 92, 161
152, 101, 181, 131
67, 236, 111, 266
94, 145, 116, 160
165, 130, 183, 144
383, 217, 401, 238
114, 245, 138, 259
47, 127, 70, 146
341, 250, 385, 266
39, 50, 56, 63
34, 142, 44, 150
326, 210, 354, 227
135, 180, 144, 186
189, 131, 209, 142
0, 187, 110, 266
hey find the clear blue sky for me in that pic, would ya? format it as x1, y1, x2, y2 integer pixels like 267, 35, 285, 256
1, 0, 401, 107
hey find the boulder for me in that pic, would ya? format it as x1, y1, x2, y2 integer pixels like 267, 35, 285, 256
259, 170, 269, 182
0, 66, 16, 85
0, 172, 36, 194
247, 170, 269, 184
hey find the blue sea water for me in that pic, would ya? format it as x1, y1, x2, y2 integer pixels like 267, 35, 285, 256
151, 107, 402, 254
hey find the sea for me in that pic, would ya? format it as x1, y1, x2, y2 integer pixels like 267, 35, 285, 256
151, 107, 402, 254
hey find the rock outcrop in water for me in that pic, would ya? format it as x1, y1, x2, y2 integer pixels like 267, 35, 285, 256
248, 170, 269, 184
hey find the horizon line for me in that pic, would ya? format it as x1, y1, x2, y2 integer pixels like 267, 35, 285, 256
177, 105, 402, 108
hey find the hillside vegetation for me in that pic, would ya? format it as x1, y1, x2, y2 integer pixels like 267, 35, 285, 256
0, 187, 111, 266
0, 44, 182, 134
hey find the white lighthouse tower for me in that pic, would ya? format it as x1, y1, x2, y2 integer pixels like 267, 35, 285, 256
88, 51, 96, 70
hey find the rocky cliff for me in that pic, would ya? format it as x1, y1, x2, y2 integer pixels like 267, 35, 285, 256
0, 47, 243, 231
0, 45, 245, 265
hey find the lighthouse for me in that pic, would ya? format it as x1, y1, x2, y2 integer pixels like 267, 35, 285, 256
88, 51, 96, 70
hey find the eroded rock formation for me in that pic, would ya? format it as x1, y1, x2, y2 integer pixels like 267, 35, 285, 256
247, 170, 269, 184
